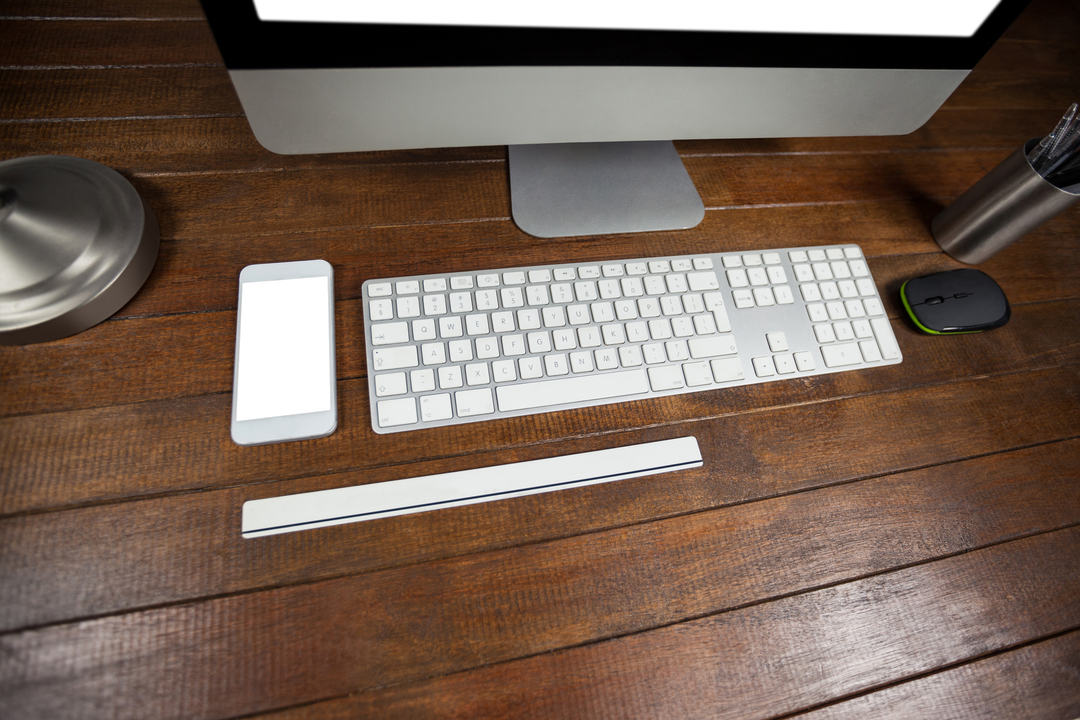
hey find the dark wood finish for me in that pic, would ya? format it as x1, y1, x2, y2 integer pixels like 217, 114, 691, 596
1, 1, 1078, 718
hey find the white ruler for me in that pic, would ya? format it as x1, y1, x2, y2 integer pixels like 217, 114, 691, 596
242, 436, 702, 538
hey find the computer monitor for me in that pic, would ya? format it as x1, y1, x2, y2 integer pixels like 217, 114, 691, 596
200, 0, 1030, 238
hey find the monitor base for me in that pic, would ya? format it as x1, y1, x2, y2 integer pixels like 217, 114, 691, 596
508, 141, 705, 238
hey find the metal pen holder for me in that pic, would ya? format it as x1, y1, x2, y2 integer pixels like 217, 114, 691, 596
932, 138, 1080, 265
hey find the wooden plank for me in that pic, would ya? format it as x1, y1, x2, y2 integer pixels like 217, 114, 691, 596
1, 427, 1077, 633
0, 106, 1057, 179
257, 529, 1080, 720
0, 116, 507, 174
0, 20, 221, 67
0, 68, 242, 120
126, 163, 513, 239
945, 72, 1080, 113
985, 0, 1080, 47
1, 0, 204, 18
48, 148, 1044, 242
871, 230, 1080, 311
793, 631, 1080, 720
1, 315, 1077, 512
972, 36, 1080, 76
2, 521, 1077, 720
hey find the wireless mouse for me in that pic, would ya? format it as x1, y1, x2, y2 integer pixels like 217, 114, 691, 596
900, 269, 1010, 335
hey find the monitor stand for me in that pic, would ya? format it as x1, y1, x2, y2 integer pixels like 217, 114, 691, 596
508, 140, 705, 238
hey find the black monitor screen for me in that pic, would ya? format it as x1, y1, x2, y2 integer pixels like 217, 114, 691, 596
203, 0, 1030, 71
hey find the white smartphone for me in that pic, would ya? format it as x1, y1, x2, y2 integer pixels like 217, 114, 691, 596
230, 259, 337, 446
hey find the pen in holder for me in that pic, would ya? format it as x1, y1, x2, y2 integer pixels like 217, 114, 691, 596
932, 137, 1080, 265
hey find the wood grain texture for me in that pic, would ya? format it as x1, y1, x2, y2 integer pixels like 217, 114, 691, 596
3, 317, 1078, 515
3, 431, 1079, 633
793, 630, 1080, 720
3, 482, 1079, 720
2, 0, 1080, 718
114, 527, 1078, 720
1, 0, 205, 18
0, 67, 243, 120
0, 19, 222, 67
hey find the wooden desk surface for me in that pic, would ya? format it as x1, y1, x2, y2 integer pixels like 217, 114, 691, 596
2, 1, 1079, 717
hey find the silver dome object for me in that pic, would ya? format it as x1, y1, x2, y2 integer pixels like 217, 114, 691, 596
0, 155, 159, 344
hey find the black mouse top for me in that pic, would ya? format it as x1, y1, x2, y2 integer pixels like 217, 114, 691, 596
901, 268, 1010, 334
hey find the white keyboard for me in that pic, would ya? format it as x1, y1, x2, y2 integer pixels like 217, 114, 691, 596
362, 244, 901, 434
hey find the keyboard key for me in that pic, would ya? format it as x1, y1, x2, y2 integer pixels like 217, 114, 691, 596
814, 324, 836, 343
377, 398, 417, 427
733, 289, 755, 309
821, 343, 861, 367
419, 394, 453, 421
371, 321, 409, 346
683, 361, 713, 386
519, 357, 544, 379
752, 356, 776, 377
456, 388, 495, 417
411, 368, 436, 392
438, 365, 463, 389
753, 287, 775, 306
711, 357, 746, 382
369, 298, 394, 321
807, 303, 828, 322
687, 271, 720, 291
372, 346, 418, 371
774, 354, 796, 374
860, 340, 882, 363
871, 318, 901, 359
493, 359, 518, 381
374, 372, 407, 397
602, 264, 625, 277
497, 370, 649, 412
766, 332, 788, 352
648, 365, 686, 391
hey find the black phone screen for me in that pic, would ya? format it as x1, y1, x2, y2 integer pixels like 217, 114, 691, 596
239, 278, 328, 418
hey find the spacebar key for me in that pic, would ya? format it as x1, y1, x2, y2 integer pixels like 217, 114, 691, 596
496, 370, 649, 412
